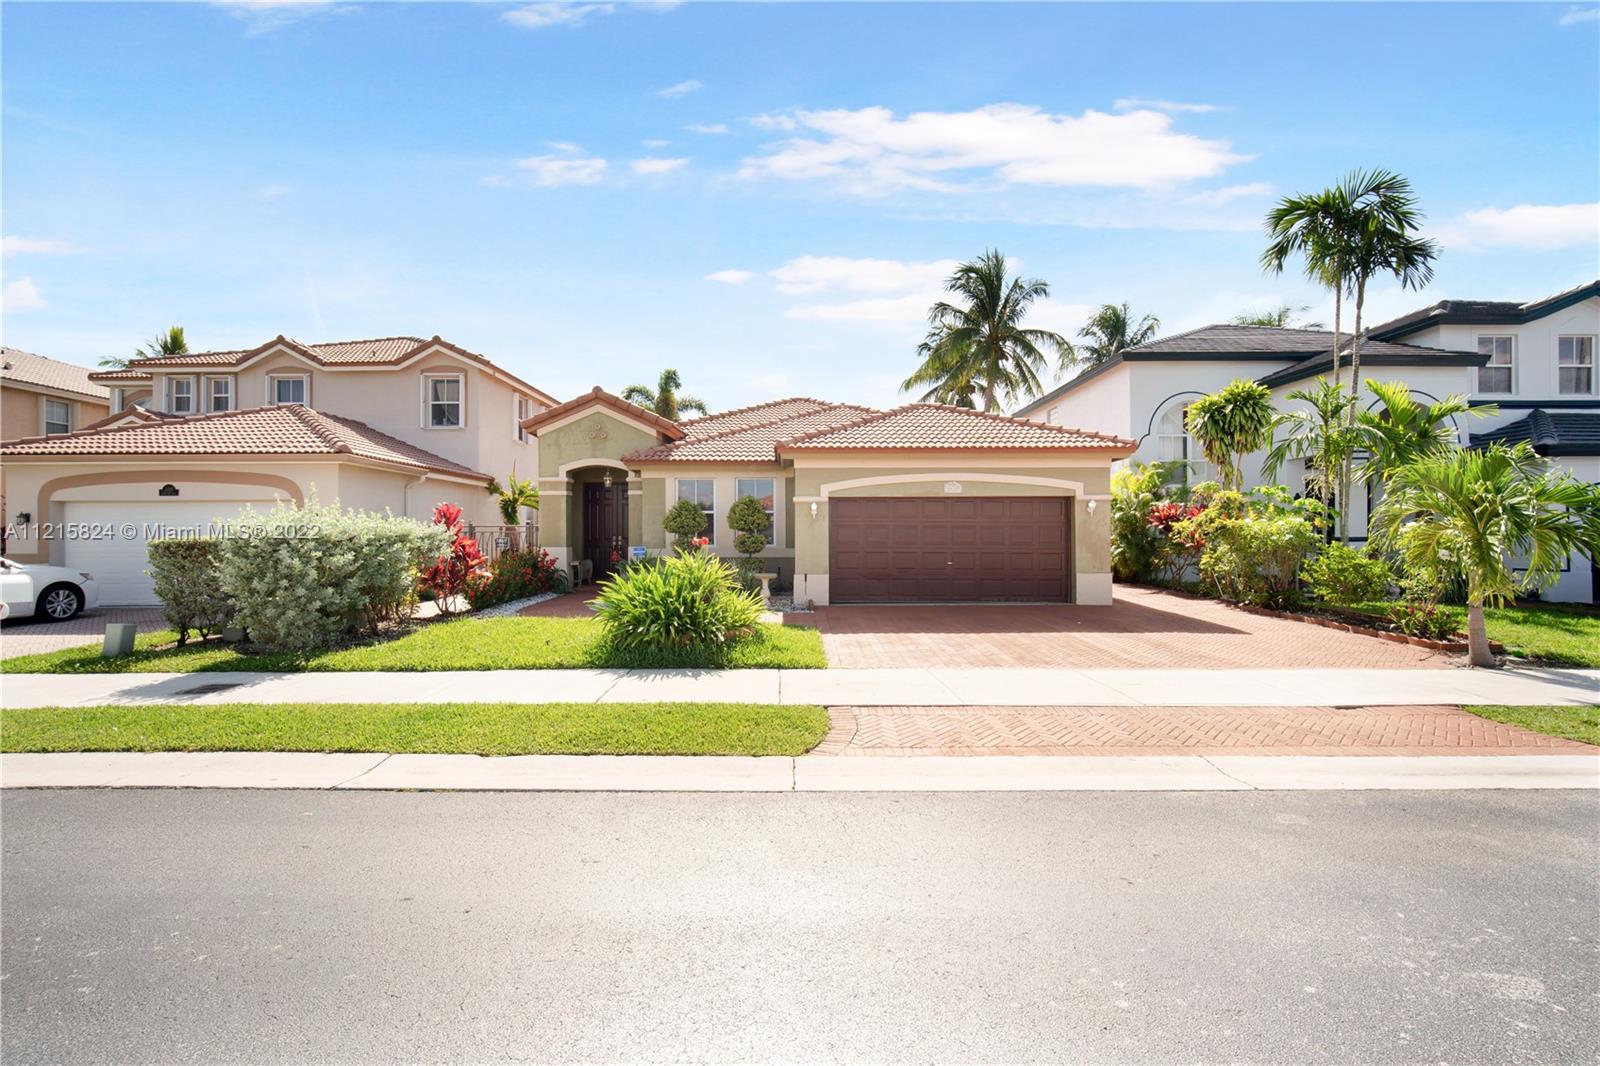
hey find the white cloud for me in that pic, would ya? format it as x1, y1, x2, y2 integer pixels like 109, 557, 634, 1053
545, 140, 582, 153
705, 269, 755, 284
768, 255, 959, 295
657, 79, 703, 98
1113, 97, 1224, 114
738, 103, 1247, 195
3, 276, 46, 312
515, 153, 609, 186
686, 123, 730, 135
642, 138, 671, 148
1183, 181, 1274, 206
501, 3, 615, 30
631, 157, 688, 176
210, 1, 346, 35
1, 235, 79, 256
1435, 203, 1599, 251
1559, 6, 1599, 25
750, 113, 797, 132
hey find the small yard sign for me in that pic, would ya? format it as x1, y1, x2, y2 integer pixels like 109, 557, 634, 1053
631, 545, 646, 560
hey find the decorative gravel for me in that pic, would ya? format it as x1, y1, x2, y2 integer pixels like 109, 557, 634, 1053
767, 595, 811, 614
469, 591, 563, 620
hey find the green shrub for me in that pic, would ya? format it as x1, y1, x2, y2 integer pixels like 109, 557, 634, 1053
1301, 543, 1393, 607
147, 537, 232, 646
727, 494, 771, 591
1387, 599, 1463, 641
1180, 488, 1325, 608
464, 547, 563, 610
218, 499, 449, 651
663, 498, 708, 550
592, 550, 763, 654
1109, 462, 1175, 582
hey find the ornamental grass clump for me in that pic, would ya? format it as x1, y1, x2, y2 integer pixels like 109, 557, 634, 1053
592, 550, 763, 654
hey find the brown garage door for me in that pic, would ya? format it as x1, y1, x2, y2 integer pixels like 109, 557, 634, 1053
829, 497, 1072, 603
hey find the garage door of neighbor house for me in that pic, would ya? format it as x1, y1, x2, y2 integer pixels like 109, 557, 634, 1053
61, 499, 276, 606
829, 496, 1072, 603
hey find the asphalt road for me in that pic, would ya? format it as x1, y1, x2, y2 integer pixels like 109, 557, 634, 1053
2, 789, 1596, 1065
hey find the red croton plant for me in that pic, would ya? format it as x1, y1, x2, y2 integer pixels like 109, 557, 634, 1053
421, 502, 487, 614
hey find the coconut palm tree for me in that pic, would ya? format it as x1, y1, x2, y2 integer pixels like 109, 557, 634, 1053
1184, 379, 1276, 492
1358, 379, 1492, 482
1371, 442, 1600, 667
902, 250, 1066, 412
622, 369, 707, 422
1072, 303, 1161, 368
1231, 304, 1324, 329
100, 324, 189, 368
1261, 379, 1360, 525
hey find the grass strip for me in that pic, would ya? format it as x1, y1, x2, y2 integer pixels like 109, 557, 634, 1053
1464, 704, 1600, 747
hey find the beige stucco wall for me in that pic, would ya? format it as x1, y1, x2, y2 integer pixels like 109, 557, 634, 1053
531, 407, 664, 571
2, 387, 110, 441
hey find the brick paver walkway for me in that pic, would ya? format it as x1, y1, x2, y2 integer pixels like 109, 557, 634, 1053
816, 705, 1596, 756
517, 592, 600, 618
804, 585, 1449, 670
0, 609, 165, 660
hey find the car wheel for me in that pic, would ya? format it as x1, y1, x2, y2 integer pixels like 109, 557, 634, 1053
37, 584, 84, 622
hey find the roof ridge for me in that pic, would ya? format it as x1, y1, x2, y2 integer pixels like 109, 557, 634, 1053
642, 402, 872, 453
0, 400, 281, 449
286, 404, 355, 454
680, 396, 829, 427
775, 404, 902, 445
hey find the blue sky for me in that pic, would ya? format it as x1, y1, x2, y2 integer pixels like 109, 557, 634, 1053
3, 1, 1597, 411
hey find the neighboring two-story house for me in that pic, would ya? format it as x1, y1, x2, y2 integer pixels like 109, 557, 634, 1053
1015, 280, 1600, 602
1, 347, 111, 441
0, 335, 555, 604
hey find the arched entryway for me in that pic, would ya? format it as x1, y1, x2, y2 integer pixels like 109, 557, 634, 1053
567, 463, 629, 583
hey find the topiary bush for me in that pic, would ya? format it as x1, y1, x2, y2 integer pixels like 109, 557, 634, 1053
218, 499, 449, 651
662, 498, 709, 551
727, 493, 770, 591
592, 550, 763, 655
1301, 543, 1393, 608
146, 537, 232, 646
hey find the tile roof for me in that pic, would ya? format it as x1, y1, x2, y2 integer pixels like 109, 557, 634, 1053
627, 401, 876, 462
87, 367, 156, 383
1, 403, 487, 477
1368, 280, 1600, 340
0, 347, 110, 400
1471, 409, 1600, 457
680, 398, 831, 439
79, 406, 181, 431
777, 404, 1135, 453
521, 386, 687, 439
1125, 324, 1474, 360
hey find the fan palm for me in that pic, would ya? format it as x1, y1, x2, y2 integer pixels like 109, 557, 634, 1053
1073, 303, 1160, 368
622, 369, 707, 422
1371, 442, 1600, 666
1232, 304, 1324, 329
1261, 379, 1360, 527
100, 324, 189, 368
901, 250, 1066, 412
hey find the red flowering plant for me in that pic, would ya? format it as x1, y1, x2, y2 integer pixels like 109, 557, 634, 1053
1147, 501, 1208, 588
463, 546, 564, 611
420, 503, 487, 614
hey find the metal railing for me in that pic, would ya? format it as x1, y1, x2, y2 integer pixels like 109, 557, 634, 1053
464, 522, 539, 565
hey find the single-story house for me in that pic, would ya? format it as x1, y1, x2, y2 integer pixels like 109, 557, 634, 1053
524, 389, 1135, 605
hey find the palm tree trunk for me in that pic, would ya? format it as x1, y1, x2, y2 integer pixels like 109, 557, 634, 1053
1330, 287, 1349, 543
1465, 601, 1495, 668
1341, 277, 1367, 546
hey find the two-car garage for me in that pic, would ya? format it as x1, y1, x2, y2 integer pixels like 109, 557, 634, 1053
57, 500, 271, 605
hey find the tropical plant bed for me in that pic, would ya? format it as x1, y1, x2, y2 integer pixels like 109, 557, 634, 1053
0, 701, 830, 757
0, 616, 828, 674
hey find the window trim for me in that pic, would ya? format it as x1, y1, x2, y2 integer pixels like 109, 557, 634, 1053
514, 394, 532, 443
266, 373, 310, 407
204, 375, 234, 413
675, 478, 716, 547
421, 372, 466, 430
736, 477, 778, 547
166, 375, 197, 415
1476, 334, 1516, 395
1155, 403, 1210, 484
1557, 334, 1597, 396
41, 397, 71, 435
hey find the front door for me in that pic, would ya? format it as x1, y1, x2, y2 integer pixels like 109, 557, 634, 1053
582, 482, 628, 582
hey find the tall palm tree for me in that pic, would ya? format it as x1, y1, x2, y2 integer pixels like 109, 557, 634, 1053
1357, 379, 1492, 483
622, 369, 707, 422
1231, 304, 1324, 329
1261, 187, 1352, 394
1072, 303, 1160, 368
1261, 379, 1359, 524
1371, 442, 1600, 667
100, 324, 189, 368
902, 250, 1066, 412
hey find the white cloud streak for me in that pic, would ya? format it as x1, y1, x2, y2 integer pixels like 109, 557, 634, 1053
210, 1, 346, 35
1113, 97, 1224, 114
2, 236, 80, 256
656, 79, 703, 98
515, 153, 609, 185
768, 255, 959, 295
686, 123, 730, 134
631, 157, 688, 175
705, 269, 755, 284
1559, 6, 1599, 25
501, 3, 615, 30
3, 276, 46, 312
1435, 203, 1600, 251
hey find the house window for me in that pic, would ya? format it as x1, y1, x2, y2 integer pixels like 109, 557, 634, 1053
1558, 336, 1596, 395
1477, 336, 1515, 394
423, 374, 463, 428
269, 375, 308, 405
168, 377, 196, 415
1155, 404, 1210, 484
43, 399, 70, 435
1046, 406, 1059, 424
206, 376, 233, 413
676, 479, 715, 546
515, 395, 533, 442
736, 477, 776, 546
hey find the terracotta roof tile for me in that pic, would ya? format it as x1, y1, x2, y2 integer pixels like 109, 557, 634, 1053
1, 347, 111, 400
628, 402, 876, 462
777, 404, 1135, 453
86, 367, 155, 383
1, 403, 486, 477
79, 406, 181, 431
680, 398, 830, 439
522, 386, 686, 439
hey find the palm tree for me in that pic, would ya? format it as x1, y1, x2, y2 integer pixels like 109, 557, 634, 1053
1232, 304, 1324, 329
1371, 442, 1600, 667
1358, 379, 1492, 482
485, 471, 540, 526
1261, 187, 1351, 395
1072, 303, 1160, 368
99, 324, 189, 368
621, 369, 707, 422
1261, 379, 1359, 524
1184, 379, 1276, 492
902, 250, 1066, 412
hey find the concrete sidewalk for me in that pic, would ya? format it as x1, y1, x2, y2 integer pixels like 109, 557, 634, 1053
3, 751, 1595, 791
3, 665, 1596, 709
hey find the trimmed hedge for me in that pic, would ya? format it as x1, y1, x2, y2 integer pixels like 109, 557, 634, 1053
147, 537, 232, 646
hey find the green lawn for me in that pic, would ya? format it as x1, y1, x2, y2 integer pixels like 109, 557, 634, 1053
1466, 705, 1600, 747
1353, 601, 1600, 667
0, 616, 827, 674
0, 701, 830, 756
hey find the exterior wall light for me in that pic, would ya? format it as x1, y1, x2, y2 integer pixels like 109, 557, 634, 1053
1086, 499, 1097, 514
809, 501, 819, 519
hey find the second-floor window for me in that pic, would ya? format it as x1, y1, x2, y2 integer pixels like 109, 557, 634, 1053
1477, 336, 1515, 394
424, 374, 463, 428
736, 477, 776, 546
43, 399, 70, 435
515, 395, 533, 442
206, 377, 233, 413
269, 375, 308, 405
1558, 336, 1595, 395
676, 479, 715, 546
168, 377, 196, 415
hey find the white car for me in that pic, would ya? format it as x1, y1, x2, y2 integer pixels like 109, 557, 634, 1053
0, 557, 101, 622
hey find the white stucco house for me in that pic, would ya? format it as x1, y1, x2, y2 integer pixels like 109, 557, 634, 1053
1016, 280, 1600, 603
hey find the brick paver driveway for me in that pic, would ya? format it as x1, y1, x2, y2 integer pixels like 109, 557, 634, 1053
0, 608, 165, 660
801, 585, 1450, 670
816, 705, 1597, 756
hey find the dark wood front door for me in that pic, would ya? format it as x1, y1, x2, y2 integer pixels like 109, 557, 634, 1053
582, 483, 628, 582
829, 496, 1071, 603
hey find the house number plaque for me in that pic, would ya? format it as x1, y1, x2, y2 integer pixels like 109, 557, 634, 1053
943, 482, 962, 493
